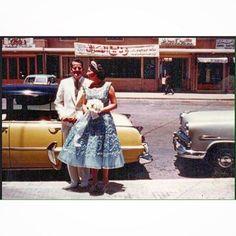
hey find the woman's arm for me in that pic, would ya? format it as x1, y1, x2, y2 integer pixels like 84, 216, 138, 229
100, 85, 117, 113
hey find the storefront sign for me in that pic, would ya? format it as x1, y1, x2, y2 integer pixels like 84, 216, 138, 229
159, 38, 196, 47
3, 38, 35, 48
216, 39, 235, 49
197, 57, 228, 63
74, 43, 159, 57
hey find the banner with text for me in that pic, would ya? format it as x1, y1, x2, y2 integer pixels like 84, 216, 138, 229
74, 43, 159, 57
159, 38, 196, 47
3, 38, 35, 48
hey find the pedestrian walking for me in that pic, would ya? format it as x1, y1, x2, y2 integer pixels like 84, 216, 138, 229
165, 74, 175, 95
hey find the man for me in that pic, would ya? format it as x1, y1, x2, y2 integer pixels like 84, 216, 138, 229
165, 74, 175, 95
54, 58, 92, 189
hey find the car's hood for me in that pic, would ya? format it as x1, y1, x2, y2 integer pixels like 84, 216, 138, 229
181, 110, 234, 124
112, 113, 133, 127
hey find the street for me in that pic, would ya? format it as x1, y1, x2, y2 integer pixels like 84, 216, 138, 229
116, 99, 234, 179
2, 98, 234, 182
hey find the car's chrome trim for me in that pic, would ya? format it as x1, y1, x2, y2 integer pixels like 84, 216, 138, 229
173, 134, 206, 159
46, 141, 153, 167
2, 147, 49, 151
199, 135, 231, 141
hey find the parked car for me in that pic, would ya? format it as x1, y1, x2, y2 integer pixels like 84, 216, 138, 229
2, 85, 152, 172
173, 110, 234, 177
24, 74, 58, 85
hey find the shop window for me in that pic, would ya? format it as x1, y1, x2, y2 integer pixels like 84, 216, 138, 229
2, 57, 7, 79
144, 58, 156, 79
29, 57, 35, 74
47, 55, 60, 77
19, 57, 27, 79
62, 57, 74, 78
198, 63, 223, 85
9, 58, 17, 79
96, 58, 141, 78
229, 60, 235, 76
37, 55, 43, 74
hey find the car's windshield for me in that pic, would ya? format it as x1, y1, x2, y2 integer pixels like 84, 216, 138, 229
2, 96, 58, 121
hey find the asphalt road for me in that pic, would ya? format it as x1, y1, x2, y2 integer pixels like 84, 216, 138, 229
2, 99, 234, 182
116, 99, 234, 180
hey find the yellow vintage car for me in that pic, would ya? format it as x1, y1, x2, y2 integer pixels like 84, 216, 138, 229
2, 84, 152, 171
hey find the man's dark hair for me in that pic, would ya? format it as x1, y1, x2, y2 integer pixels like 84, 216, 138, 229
70, 57, 83, 67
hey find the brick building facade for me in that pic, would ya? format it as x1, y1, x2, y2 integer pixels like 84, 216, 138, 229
2, 37, 235, 93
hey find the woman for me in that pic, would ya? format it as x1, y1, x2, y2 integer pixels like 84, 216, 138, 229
58, 60, 124, 194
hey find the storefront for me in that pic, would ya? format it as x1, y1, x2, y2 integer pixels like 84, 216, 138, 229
73, 42, 159, 92
2, 37, 235, 93
159, 38, 195, 92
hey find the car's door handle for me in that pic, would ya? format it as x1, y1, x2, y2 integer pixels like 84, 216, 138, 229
2, 127, 8, 133
48, 128, 61, 134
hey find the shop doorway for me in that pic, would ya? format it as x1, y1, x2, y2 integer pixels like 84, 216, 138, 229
160, 58, 188, 92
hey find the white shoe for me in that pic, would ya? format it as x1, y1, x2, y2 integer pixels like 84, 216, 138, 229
63, 182, 78, 190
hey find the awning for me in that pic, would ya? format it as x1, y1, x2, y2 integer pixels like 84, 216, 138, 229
197, 57, 228, 63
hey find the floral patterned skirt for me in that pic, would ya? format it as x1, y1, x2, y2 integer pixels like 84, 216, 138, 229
58, 113, 125, 169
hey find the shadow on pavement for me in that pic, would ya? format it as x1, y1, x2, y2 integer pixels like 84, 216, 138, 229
2, 162, 150, 181
174, 157, 213, 178
109, 162, 151, 180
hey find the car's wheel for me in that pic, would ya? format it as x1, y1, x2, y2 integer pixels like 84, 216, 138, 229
208, 145, 234, 177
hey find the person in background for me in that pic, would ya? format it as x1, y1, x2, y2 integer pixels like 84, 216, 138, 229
54, 57, 92, 189
165, 73, 175, 95
161, 74, 167, 93
58, 60, 124, 194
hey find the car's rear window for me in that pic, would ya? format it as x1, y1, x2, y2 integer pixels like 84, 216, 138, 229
34, 76, 48, 84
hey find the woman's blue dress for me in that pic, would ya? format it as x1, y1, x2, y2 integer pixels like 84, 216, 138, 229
58, 82, 125, 169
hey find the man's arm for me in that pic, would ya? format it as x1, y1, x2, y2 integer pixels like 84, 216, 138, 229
54, 81, 67, 120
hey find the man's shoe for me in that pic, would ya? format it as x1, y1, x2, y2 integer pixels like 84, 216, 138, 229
79, 181, 89, 188
62, 182, 78, 190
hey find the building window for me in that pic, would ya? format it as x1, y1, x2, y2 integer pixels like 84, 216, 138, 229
144, 58, 156, 79
46, 55, 60, 77
2, 57, 7, 79
19, 57, 27, 79
96, 58, 141, 78
62, 57, 74, 78
229, 59, 235, 76
106, 37, 124, 42
198, 63, 223, 89
37, 55, 43, 74
9, 58, 17, 79
29, 57, 35, 74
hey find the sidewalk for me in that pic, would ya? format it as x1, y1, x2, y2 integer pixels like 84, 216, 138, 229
116, 92, 234, 100
2, 178, 234, 200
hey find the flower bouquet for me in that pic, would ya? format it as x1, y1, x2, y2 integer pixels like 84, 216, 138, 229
86, 99, 104, 119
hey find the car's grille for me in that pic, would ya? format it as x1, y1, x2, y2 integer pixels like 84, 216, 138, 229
176, 130, 191, 148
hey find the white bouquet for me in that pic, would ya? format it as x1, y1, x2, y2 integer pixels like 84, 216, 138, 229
86, 99, 104, 119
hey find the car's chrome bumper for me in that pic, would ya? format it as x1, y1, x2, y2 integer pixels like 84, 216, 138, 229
173, 132, 206, 159
47, 141, 153, 166
139, 142, 153, 164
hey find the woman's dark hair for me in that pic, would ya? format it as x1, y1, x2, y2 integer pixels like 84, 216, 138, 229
90, 60, 106, 80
